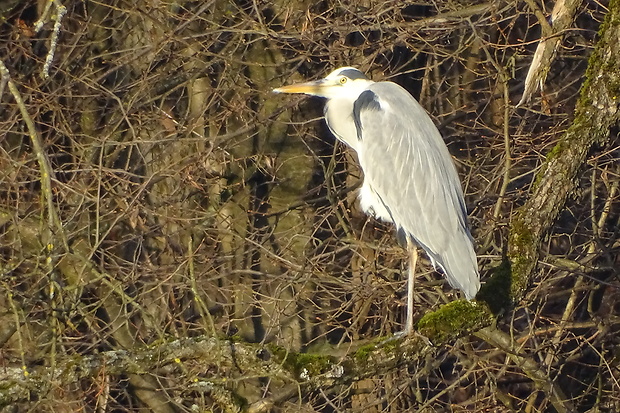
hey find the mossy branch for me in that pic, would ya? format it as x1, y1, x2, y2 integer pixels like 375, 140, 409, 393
506, 0, 620, 302
0, 204, 491, 408
0, 310, 481, 409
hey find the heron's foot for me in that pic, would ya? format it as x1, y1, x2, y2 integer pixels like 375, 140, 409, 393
377, 333, 401, 347
379, 329, 432, 347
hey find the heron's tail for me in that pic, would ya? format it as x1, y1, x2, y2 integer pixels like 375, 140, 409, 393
432, 230, 480, 299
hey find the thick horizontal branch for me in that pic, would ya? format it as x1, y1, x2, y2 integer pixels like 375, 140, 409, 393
0, 206, 494, 409
0, 301, 495, 409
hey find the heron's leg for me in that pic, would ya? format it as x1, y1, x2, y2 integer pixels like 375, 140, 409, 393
405, 241, 418, 334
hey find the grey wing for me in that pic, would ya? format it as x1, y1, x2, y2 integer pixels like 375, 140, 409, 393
356, 82, 480, 298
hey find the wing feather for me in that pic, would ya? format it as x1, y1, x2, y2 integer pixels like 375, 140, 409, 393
354, 82, 480, 298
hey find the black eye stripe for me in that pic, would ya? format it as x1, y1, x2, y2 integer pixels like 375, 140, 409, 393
336, 69, 368, 80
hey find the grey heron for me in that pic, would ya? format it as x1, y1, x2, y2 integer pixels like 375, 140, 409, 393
274, 67, 480, 333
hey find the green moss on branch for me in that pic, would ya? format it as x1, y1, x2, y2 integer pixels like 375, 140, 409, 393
416, 300, 494, 344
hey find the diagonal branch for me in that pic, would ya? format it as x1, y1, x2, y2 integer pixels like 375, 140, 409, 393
507, 0, 620, 301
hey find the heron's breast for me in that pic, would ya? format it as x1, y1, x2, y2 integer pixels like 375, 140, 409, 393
359, 181, 393, 223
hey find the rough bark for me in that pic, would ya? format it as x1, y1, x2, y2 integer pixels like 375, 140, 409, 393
506, 0, 620, 302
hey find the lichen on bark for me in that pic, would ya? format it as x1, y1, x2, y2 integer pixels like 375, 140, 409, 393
505, 0, 620, 304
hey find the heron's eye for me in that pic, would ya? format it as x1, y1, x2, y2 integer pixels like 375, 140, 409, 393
339, 77, 347, 84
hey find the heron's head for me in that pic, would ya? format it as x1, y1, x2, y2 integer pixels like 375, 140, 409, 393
273, 67, 373, 99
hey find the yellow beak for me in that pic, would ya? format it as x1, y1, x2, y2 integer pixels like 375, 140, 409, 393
273, 80, 325, 95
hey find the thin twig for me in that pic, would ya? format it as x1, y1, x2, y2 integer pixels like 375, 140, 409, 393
476, 326, 575, 413
0, 59, 68, 251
